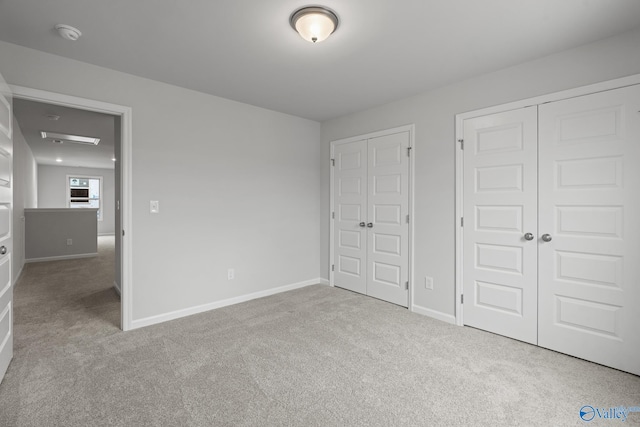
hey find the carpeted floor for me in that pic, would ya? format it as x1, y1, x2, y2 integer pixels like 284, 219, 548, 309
1, 236, 639, 426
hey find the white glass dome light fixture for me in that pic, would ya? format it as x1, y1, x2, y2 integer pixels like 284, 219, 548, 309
290, 6, 339, 43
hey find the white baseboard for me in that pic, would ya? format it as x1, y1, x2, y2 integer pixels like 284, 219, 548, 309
113, 281, 121, 296
318, 278, 330, 286
26, 253, 98, 263
412, 304, 456, 325
130, 278, 324, 330
98, 233, 115, 236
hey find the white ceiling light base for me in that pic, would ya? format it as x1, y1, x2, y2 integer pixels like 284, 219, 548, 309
290, 6, 338, 43
55, 24, 82, 41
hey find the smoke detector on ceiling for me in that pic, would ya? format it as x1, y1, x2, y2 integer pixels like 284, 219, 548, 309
55, 24, 82, 41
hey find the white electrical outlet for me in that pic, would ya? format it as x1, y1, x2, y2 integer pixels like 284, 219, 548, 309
227, 269, 235, 280
425, 276, 434, 290
66, 238, 73, 246
150, 200, 160, 214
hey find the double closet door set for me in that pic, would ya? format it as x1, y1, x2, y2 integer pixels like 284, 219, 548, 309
461, 84, 640, 375
331, 129, 411, 308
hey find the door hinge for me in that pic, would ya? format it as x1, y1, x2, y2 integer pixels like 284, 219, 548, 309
461, 294, 464, 304
122, 230, 125, 236
331, 264, 335, 272
332, 211, 335, 219
460, 217, 464, 227
458, 139, 464, 150
331, 158, 335, 166
405, 281, 409, 290
406, 214, 410, 224
407, 146, 412, 157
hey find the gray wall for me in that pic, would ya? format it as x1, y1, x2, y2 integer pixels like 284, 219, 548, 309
0, 40, 321, 323
11, 118, 37, 283
37, 165, 115, 235
24, 208, 97, 260
320, 27, 640, 319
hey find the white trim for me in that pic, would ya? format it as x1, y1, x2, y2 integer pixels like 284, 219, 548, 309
26, 253, 98, 263
457, 74, 640, 120
113, 281, 121, 296
12, 264, 23, 287
454, 73, 640, 327
98, 233, 116, 237
318, 278, 330, 286
130, 279, 323, 330
329, 124, 415, 309
412, 304, 456, 325
10, 84, 134, 331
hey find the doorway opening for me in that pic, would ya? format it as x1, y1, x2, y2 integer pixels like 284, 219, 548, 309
10, 85, 132, 331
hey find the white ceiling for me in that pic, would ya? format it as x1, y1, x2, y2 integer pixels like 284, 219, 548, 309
13, 98, 116, 169
1, 1, 640, 122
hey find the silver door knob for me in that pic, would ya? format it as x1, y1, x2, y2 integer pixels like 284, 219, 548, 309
524, 233, 534, 241
0, 246, 6, 255
359, 222, 366, 227
541, 234, 552, 242
367, 223, 373, 228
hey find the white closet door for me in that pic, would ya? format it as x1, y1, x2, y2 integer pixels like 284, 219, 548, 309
366, 132, 410, 307
538, 85, 640, 375
462, 107, 538, 344
0, 70, 13, 383
333, 139, 368, 294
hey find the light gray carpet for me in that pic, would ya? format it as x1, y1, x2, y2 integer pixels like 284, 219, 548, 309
1, 237, 639, 426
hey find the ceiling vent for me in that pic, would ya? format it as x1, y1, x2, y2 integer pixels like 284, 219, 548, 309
41, 131, 100, 145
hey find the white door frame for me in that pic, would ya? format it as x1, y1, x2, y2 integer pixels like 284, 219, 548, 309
330, 124, 415, 309
454, 73, 640, 327
10, 84, 134, 331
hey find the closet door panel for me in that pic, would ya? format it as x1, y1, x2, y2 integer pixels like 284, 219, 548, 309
538, 84, 640, 375
366, 132, 410, 307
333, 140, 368, 295
462, 107, 538, 344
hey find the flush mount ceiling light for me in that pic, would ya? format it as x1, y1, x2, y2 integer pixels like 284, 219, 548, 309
290, 6, 338, 43
55, 24, 82, 41
41, 131, 100, 145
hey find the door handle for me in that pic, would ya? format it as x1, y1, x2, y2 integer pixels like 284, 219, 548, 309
367, 223, 373, 228
524, 233, 534, 241
359, 222, 366, 227
0, 246, 6, 255
541, 234, 552, 242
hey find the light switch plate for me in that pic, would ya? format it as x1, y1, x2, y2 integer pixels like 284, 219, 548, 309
150, 200, 160, 214
425, 276, 434, 290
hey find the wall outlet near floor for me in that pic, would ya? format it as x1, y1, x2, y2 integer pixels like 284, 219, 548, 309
425, 276, 434, 290
66, 238, 73, 246
227, 268, 235, 280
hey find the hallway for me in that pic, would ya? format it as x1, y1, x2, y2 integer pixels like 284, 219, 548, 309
14, 235, 119, 341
